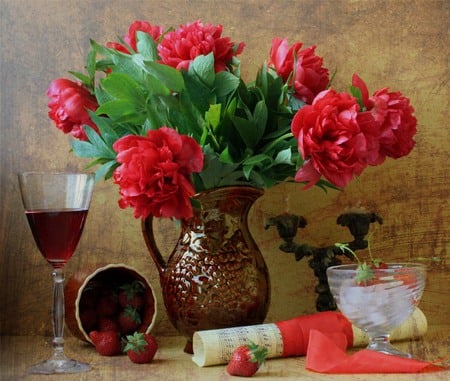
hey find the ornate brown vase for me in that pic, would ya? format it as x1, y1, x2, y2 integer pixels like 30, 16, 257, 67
142, 186, 270, 353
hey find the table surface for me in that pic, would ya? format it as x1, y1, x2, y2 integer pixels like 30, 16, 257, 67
1, 326, 449, 381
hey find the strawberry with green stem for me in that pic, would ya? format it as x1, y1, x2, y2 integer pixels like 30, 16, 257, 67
119, 280, 145, 309
226, 341, 268, 377
335, 241, 386, 286
119, 305, 142, 334
124, 332, 158, 364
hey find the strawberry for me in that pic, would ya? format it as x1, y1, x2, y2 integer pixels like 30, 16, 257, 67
370, 260, 388, 270
124, 332, 158, 364
394, 267, 417, 287
96, 290, 119, 317
118, 306, 142, 334
98, 317, 120, 332
226, 341, 268, 377
355, 260, 392, 286
80, 287, 100, 310
89, 330, 122, 356
79, 308, 97, 332
118, 281, 145, 310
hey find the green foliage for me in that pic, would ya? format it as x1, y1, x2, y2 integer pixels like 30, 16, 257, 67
123, 332, 148, 354
335, 242, 387, 285
350, 85, 364, 110
354, 262, 375, 286
247, 340, 268, 366
70, 32, 333, 192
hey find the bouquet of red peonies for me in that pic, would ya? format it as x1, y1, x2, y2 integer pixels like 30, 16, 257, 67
47, 20, 417, 220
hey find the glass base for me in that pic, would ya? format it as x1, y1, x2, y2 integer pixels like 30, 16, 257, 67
28, 356, 90, 374
367, 335, 412, 358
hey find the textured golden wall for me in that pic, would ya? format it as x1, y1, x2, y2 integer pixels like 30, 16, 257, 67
1, 0, 448, 336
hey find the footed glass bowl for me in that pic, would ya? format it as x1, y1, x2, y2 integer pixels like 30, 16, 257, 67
326, 263, 426, 357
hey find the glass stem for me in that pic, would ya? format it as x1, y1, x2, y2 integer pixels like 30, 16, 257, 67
367, 334, 390, 350
52, 268, 67, 360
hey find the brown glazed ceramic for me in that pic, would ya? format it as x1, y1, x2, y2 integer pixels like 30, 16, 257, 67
65, 263, 157, 343
142, 186, 270, 353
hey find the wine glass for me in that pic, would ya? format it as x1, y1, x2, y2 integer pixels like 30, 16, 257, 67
18, 172, 95, 374
326, 263, 426, 357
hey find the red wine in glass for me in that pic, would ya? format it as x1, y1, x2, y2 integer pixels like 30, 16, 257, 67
18, 172, 94, 374
25, 209, 88, 269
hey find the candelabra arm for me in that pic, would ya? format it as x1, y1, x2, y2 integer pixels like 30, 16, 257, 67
267, 211, 383, 312
337, 211, 383, 248
264, 213, 307, 243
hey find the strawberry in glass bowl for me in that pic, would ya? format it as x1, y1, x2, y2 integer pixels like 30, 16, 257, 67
326, 262, 426, 357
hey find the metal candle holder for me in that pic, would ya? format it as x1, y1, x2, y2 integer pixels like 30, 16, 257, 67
265, 210, 383, 311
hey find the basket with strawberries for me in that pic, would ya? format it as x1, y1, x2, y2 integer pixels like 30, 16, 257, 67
65, 264, 158, 363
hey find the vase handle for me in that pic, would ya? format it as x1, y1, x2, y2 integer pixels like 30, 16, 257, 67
141, 216, 167, 277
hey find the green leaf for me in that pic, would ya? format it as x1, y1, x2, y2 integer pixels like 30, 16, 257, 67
143, 73, 173, 96
243, 168, 266, 187
112, 54, 147, 82
274, 148, 293, 165
355, 263, 375, 286
252, 100, 268, 138
71, 127, 114, 159
72, 140, 102, 158
242, 154, 274, 183
94, 160, 118, 181
350, 85, 364, 110
191, 53, 215, 87
100, 73, 146, 103
194, 148, 241, 189
69, 71, 91, 88
219, 145, 234, 164
90, 38, 112, 57
243, 153, 272, 167
230, 116, 257, 148
136, 31, 158, 61
86, 48, 97, 82
257, 64, 269, 96
205, 104, 221, 130
228, 88, 268, 150
84, 125, 116, 157
88, 111, 120, 146
182, 70, 215, 112
94, 85, 114, 105
214, 71, 240, 98
144, 61, 184, 92
243, 164, 253, 180
96, 99, 146, 124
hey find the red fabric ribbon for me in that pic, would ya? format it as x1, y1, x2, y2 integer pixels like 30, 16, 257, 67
305, 329, 446, 374
275, 311, 353, 357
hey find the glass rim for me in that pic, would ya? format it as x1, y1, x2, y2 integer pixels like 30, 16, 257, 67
327, 262, 427, 272
18, 171, 95, 177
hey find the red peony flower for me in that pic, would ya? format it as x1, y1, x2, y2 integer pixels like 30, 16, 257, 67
112, 127, 204, 220
157, 20, 245, 72
372, 88, 417, 158
268, 38, 329, 104
106, 20, 163, 54
47, 79, 99, 141
352, 74, 417, 161
292, 89, 379, 189
269, 38, 303, 82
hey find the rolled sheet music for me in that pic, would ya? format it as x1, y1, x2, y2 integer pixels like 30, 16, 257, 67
192, 308, 427, 367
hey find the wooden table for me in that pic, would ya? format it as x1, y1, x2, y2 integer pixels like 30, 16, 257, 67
1, 326, 448, 381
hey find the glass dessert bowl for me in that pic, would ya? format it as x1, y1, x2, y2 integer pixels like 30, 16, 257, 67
326, 263, 426, 357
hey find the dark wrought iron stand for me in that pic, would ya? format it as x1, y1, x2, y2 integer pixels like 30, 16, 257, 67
265, 211, 383, 311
